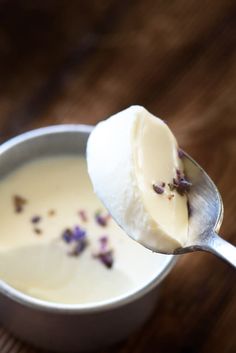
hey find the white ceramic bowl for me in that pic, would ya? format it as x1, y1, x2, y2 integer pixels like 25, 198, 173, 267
0, 125, 176, 352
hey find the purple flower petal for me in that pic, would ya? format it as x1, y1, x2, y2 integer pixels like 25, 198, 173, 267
153, 184, 164, 194
48, 209, 56, 217
79, 210, 88, 222
34, 227, 42, 235
99, 236, 108, 251
99, 251, 114, 268
31, 215, 41, 224
94, 250, 114, 269
69, 238, 88, 257
168, 170, 192, 196
13, 195, 27, 213
63, 225, 88, 257
73, 226, 86, 241
62, 228, 74, 243
95, 210, 111, 227
93, 236, 114, 269
96, 215, 107, 227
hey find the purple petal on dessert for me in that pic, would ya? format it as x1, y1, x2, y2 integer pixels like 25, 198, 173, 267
34, 227, 42, 235
31, 215, 41, 224
65, 225, 88, 257
153, 183, 164, 194
69, 238, 88, 257
176, 178, 192, 196
13, 195, 27, 213
168, 170, 192, 196
99, 251, 114, 268
95, 210, 111, 227
94, 250, 114, 269
76, 238, 88, 253
48, 209, 56, 216
168, 182, 175, 191
93, 236, 114, 268
99, 236, 108, 251
62, 228, 74, 243
96, 214, 107, 227
78, 210, 88, 222
73, 225, 86, 241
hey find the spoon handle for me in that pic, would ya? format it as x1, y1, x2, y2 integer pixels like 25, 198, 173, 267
204, 232, 236, 268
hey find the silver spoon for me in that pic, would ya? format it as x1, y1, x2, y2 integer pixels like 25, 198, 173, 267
173, 152, 236, 268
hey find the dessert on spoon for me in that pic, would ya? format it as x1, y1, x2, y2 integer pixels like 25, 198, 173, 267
87, 106, 236, 267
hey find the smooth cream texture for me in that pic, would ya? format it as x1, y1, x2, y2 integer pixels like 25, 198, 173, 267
0, 156, 168, 304
87, 106, 188, 253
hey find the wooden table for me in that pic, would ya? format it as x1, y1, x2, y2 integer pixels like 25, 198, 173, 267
0, 1, 235, 352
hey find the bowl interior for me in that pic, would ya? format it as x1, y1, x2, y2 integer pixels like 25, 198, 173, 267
0, 125, 175, 312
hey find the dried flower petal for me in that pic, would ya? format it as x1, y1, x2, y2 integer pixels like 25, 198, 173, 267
96, 215, 107, 226
168, 183, 175, 191
173, 177, 191, 196
168, 170, 192, 196
95, 211, 110, 227
13, 195, 27, 213
31, 215, 41, 224
78, 210, 88, 222
48, 209, 56, 217
62, 228, 74, 243
73, 226, 86, 241
97, 250, 114, 269
69, 238, 88, 257
63, 225, 88, 257
34, 228, 42, 235
153, 184, 164, 194
93, 236, 114, 269
99, 236, 108, 251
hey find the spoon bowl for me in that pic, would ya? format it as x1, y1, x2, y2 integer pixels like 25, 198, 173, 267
173, 152, 236, 268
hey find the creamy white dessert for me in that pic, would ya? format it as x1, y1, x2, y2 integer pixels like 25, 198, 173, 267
0, 156, 169, 304
87, 106, 190, 253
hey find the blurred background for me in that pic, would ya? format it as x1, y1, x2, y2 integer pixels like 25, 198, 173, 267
0, 1, 235, 352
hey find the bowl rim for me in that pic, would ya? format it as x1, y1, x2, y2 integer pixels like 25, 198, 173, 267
0, 124, 176, 314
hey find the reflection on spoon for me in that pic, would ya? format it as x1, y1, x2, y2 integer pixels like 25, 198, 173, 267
173, 152, 236, 268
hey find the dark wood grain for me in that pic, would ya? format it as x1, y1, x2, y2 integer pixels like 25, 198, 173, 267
0, 1, 235, 352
